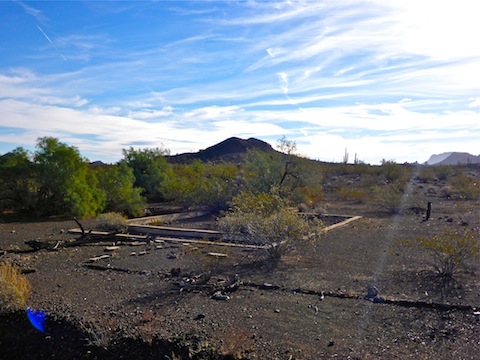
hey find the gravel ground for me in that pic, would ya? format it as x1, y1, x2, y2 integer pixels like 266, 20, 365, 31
1, 190, 479, 359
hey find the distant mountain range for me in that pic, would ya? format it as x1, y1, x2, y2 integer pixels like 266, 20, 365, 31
425, 152, 480, 165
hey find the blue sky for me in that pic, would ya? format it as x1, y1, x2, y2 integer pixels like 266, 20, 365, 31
1, 0, 479, 164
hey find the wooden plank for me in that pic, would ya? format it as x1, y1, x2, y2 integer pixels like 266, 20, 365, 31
321, 215, 363, 233
156, 236, 268, 249
128, 224, 222, 240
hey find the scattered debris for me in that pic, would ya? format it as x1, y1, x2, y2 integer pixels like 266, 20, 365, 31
260, 283, 279, 290
105, 246, 120, 251
130, 241, 147, 246
207, 252, 228, 258
88, 255, 111, 262
211, 291, 230, 301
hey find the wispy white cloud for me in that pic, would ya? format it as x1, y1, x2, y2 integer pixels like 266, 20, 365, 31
1, 0, 479, 163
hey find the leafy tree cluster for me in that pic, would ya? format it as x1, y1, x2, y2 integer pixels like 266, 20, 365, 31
0, 137, 145, 218
1, 136, 326, 219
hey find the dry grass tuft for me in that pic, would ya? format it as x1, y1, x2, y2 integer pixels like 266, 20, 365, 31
0, 262, 32, 311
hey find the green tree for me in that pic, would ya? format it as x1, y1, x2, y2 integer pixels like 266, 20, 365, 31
34, 137, 105, 217
242, 149, 284, 194
0, 147, 37, 212
161, 160, 240, 211
94, 163, 146, 217
120, 147, 170, 197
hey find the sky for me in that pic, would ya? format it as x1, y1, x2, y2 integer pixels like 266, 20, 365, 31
1, 0, 479, 164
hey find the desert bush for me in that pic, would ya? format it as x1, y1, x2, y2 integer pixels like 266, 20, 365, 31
379, 159, 407, 183
448, 173, 480, 200
291, 185, 323, 206
96, 212, 128, 232
416, 166, 436, 183
218, 189, 324, 259
334, 187, 368, 203
404, 228, 479, 278
0, 262, 32, 311
431, 165, 453, 181
371, 182, 405, 214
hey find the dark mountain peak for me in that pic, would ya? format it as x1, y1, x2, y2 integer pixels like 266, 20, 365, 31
167, 137, 274, 164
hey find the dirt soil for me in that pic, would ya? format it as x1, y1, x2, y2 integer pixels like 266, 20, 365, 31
1, 181, 479, 359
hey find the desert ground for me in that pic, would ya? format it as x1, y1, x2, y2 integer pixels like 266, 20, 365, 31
1, 176, 479, 359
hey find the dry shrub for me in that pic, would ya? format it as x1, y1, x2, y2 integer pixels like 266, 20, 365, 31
448, 173, 480, 200
219, 324, 254, 359
371, 182, 404, 214
334, 187, 368, 203
0, 262, 32, 311
96, 212, 127, 232
404, 228, 479, 278
219, 189, 324, 259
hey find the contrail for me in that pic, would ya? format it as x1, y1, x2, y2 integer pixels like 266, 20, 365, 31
36, 25, 67, 61
36, 25, 53, 44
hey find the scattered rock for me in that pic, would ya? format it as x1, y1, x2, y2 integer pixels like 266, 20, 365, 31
170, 267, 181, 276
138, 251, 147, 256
366, 285, 379, 299
194, 313, 206, 320
130, 252, 137, 256
274, 309, 280, 313
21, 268, 36, 274
328, 341, 335, 347
167, 253, 177, 259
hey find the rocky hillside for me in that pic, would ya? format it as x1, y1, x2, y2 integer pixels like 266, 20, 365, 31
425, 152, 480, 165
166, 137, 276, 164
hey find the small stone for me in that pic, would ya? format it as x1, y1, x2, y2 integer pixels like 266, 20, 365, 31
130, 252, 137, 256
367, 285, 379, 299
194, 313, 206, 320
328, 341, 335, 347
274, 309, 280, 313
167, 253, 177, 259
